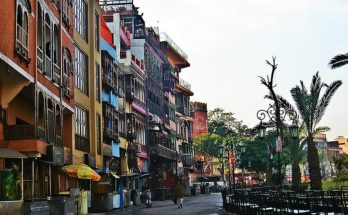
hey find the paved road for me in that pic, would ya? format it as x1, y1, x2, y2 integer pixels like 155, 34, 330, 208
92, 193, 223, 215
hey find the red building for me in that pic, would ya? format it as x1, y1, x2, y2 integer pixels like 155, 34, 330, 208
191, 102, 208, 138
0, 0, 74, 213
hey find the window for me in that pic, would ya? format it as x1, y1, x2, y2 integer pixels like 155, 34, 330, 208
95, 12, 100, 51
96, 114, 101, 154
63, 0, 71, 27
96, 63, 100, 102
74, 46, 88, 94
63, 49, 71, 98
75, 105, 89, 152
74, 0, 87, 40
44, 14, 52, 78
16, 2, 29, 60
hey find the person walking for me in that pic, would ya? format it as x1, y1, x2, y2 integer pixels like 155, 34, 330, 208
175, 180, 185, 208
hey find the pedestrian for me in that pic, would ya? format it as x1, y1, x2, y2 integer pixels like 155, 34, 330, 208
174, 180, 185, 208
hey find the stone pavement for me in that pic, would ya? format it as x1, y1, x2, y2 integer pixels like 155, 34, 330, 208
90, 193, 223, 215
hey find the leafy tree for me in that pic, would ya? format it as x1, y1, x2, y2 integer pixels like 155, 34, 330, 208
194, 133, 222, 158
290, 72, 342, 190
329, 53, 348, 69
333, 154, 348, 183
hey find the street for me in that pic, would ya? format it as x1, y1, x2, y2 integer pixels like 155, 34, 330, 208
94, 193, 223, 215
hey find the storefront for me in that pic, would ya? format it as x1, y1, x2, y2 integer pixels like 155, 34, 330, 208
0, 148, 26, 214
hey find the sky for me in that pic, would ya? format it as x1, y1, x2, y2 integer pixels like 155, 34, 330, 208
135, 0, 348, 140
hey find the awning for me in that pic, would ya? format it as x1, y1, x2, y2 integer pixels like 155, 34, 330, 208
62, 164, 101, 181
0, 148, 27, 158
110, 172, 120, 179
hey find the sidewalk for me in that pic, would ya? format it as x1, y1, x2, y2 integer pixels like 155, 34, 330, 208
89, 193, 221, 215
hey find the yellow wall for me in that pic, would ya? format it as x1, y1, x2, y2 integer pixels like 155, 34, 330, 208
73, 0, 102, 168
335, 136, 348, 154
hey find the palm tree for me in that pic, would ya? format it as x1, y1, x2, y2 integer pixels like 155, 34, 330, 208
290, 72, 342, 190
329, 53, 348, 69
283, 138, 306, 190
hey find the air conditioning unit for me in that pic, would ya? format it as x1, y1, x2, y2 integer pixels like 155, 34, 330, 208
148, 114, 160, 123
84, 154, 96, 168
45, 145, 64, 166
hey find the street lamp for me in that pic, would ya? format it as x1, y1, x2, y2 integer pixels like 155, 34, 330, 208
218, 145, 224, 182
256, 103, 299, 188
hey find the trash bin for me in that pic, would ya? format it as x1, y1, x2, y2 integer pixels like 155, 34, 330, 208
191, 186, 196, 196
49, 196, 75, 215
91, 193, 113, 212
23, 201, 49, 215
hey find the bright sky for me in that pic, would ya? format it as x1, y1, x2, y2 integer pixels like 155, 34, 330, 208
135, 0, 348, 140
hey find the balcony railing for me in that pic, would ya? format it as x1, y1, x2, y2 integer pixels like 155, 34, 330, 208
131, 54, 144, 71
5, 124, 48, 141
45, 55, 52, 78
104, 127, 118, 141
120, 50, 127, 59
16, 24, 29, 61
102, 73, 117, 90
155, 144, 176, 161
179, 78, 191, 91
176, 106, 189, 116
159, 32, 188, 60
37, 48, 43, 72
53, 64, 60, 85
182, 154, 193, 166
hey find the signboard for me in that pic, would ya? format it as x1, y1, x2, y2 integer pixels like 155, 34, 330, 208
133, 15, 145, 39
276, 136, 283, 152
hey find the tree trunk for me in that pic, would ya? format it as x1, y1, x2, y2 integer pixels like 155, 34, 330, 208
292, 162, 301, 190
307, 137, 322, 190
266, 158, 273, 185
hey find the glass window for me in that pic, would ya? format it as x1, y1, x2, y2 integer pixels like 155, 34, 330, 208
74, 0, 87, 40
96, 63, 100, 102
95, 12, 100, 51
75, 105, 88, 138
96, 114, 101, 154
74, 46, 88, 94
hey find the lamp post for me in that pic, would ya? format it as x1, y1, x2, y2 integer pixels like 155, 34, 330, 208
256, 104, 298, 188
218, 145, 224, 183
258, 57, 299, 188
219, 142, 235, 194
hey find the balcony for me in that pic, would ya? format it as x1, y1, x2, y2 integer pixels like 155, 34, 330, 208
176, 106, 189, 116
131, 55, 144, 71
6, 124, 45, 140
155, 144, 176, 161
182, 154, 193, 166
120, 20, 130, 47
104, 127, 118, 141
102, 73, 117, 91
5, 125, 49, 155
75, 135, 89, 153
179, 78, 191, 91
160, 32, 188, 60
